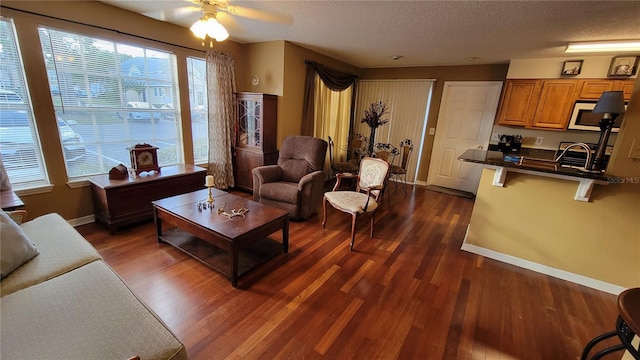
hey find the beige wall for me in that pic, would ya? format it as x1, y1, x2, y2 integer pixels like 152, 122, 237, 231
2, 1, 246, 221
508, 56, 638, 79
243, 41, 285, 95
359, 65, 508, 182
466, 79, 640, 288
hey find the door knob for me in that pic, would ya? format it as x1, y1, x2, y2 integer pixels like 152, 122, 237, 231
477, 145, 484, 150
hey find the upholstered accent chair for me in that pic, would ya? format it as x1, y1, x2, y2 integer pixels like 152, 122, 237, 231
322, 157, 390, 250
252, 135, 328, 220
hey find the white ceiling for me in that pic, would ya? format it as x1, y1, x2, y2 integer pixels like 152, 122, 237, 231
99, 0, 640, 68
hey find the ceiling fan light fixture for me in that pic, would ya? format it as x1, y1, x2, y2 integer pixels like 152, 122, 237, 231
204, 17, 229, 42
190, 18, 209, 40
565, 40, 640, 53
190, 6, 229, 44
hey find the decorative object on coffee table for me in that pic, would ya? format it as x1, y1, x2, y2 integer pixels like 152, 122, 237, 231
205, 175, 215, 204
128, 143, 160, 175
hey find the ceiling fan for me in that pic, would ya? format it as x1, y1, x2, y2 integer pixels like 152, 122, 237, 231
177, 0, 293, 46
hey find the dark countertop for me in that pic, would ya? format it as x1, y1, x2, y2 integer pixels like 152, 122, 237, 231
458, 149, 610, 181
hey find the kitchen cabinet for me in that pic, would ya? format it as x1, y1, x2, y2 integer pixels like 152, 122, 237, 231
529, 79, 579, 130
496, 80, 541, 127
578, 79, 635, 101
614, 79, 635, 101
578, 80, 614, 99
233, 92, 278, 191
497, 79, 578, 130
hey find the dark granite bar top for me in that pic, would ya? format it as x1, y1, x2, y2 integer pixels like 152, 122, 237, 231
458, 149, 610, 182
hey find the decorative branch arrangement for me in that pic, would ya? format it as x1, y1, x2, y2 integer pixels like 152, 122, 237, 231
361, 101, 390, 156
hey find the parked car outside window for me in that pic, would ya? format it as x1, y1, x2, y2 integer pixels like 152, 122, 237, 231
0, 90, 86, 168
125, 101, 161, 122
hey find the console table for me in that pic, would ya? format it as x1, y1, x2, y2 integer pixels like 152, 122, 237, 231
89, 164, 207, 232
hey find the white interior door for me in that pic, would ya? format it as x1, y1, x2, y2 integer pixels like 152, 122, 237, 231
427, 81, 502, 194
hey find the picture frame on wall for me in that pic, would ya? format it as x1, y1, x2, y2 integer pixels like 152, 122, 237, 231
608, 56, 639, 77
562, 60, 583, 76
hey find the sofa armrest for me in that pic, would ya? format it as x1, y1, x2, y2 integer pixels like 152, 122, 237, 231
298, 170, 325, 219
252, 165, 283, 201
298, 171, 323, 190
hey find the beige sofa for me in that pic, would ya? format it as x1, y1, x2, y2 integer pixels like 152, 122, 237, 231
0, 212, 188, 360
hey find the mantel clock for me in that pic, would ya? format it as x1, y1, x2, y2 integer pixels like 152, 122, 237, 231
128, 144, 160, 175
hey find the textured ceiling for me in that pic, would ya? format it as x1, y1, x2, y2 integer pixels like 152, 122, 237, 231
99, 0, 640, 68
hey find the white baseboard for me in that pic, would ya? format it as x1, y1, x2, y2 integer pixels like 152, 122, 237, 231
67, 214, 95, 227
461, 226, 625, 295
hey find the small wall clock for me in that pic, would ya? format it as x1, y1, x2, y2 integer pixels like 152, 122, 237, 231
128, 143, 160, 175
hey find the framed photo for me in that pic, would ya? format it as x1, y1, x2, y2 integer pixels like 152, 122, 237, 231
562, 60, 583, 76
608, 56, 639, 77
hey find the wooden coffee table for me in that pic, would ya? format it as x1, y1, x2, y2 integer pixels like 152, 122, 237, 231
152, 189, 289, 287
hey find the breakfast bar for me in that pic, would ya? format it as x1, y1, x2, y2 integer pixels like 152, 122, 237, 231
458, 149, 610, 201
459, 147, 637, 295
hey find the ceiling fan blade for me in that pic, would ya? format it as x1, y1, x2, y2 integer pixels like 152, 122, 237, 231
142, 5, 201, 22
224, 5, 293, 25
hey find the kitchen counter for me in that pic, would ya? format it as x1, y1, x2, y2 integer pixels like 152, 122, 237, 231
458, 149, 610, 201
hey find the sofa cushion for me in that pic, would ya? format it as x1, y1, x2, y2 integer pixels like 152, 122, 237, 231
0, 261, 188, 360
0, 210, 39, 279
1, 213, 101, 297
259, 181, 299, 204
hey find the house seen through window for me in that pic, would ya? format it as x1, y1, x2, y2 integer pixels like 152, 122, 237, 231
38, 26, 184, 179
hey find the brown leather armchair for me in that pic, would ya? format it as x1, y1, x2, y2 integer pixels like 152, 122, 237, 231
252, 136, 328, 220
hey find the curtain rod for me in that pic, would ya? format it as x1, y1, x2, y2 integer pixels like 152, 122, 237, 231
1, 5, 206, 53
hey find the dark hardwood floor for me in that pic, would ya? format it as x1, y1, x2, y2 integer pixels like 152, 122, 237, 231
77, 186, 619, 360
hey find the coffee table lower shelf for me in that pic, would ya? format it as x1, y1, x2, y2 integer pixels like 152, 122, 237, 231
159, 228, 284, 283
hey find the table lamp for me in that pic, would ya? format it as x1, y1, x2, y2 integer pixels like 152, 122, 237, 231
590, 91, 626, 172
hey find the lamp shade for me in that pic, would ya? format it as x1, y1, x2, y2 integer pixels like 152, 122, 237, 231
592, 91, 626, 114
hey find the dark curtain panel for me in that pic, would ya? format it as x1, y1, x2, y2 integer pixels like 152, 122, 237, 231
302, 61, 358, 136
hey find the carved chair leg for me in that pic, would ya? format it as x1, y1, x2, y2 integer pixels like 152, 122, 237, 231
322, 196, 328, 228
350, 214, 357, 251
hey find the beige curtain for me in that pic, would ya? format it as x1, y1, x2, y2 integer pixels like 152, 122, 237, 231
206, 50, 236, 189
313, 74, 353, 176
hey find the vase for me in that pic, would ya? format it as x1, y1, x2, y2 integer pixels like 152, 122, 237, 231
367, 127, 376, 156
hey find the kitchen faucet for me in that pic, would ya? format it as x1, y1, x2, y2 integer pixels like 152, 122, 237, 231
553, 142, 592, 170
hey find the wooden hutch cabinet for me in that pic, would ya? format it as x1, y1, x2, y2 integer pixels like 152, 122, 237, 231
233, 92, 278, 191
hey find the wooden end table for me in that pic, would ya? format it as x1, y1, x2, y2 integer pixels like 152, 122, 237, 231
152, 189, 289, 287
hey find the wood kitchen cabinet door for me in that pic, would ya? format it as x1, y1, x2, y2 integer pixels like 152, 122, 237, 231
496, 80, 541, 127
614, 79, 636, 101
530, 80, 578, 130
578, 80, 614, 99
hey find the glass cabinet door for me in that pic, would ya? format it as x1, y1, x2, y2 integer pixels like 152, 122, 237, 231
238, 98, 261, 147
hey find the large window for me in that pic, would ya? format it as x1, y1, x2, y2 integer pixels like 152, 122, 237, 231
39, 27, 183, 178
187, 57, 208, 164
0, 17, 48, 188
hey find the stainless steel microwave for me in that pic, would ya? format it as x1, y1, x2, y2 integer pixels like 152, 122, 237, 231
568, 100, 627, 132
